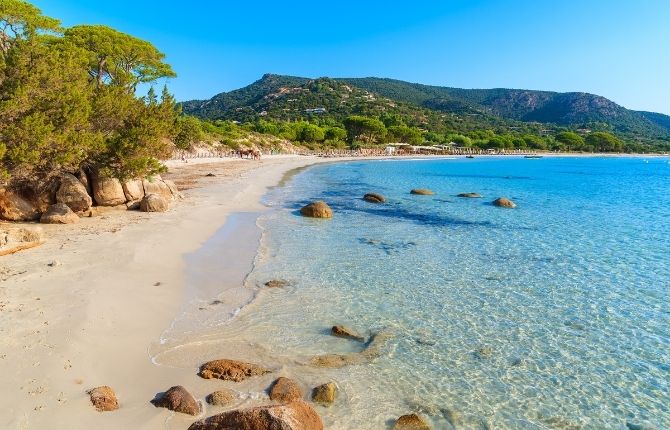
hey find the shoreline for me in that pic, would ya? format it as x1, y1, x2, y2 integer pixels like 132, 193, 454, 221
0, 155, 341, 429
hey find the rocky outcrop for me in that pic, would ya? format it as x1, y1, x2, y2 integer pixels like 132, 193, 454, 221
40, 203, 79, 224
143, 175, 174, 202
363, 193, 386, 203
394, 413, 431, 430
88, 386, 119, 412
92, 174, 126, 206
198, 358, 271, 382
492, 197, 517, 208
56, 174, 92, 213
122, 179, 145, 202
140, 194, 168, 212
331, 325, 365, 342
300, 201, 333, 218
206, 389, 236, 406
34, 181, 58, 213
187, 402, 323, 430
0, 188, 40, 221
269, 377, 303, 402
311, 382, 337, 405
457, 192, 482, 198
0, 226, 44, 256
163, 179, 182, 199
151, 385, 200, 416
410, 189, 434, 195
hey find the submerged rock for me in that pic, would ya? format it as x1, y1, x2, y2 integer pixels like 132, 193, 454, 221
475, 346, 494, 359
269, 377, 303, 402
312, 382, 337, 405
311, 330, 392, 368
300, 201, 333, 218
40, 203, 79, 224
206, 389, 236, 406
331, 325, 365, 342
198, 358, 270, 382
88, 386, 119, 412
151, 385, 200, 416
363, 193, 386, 203
140, 194, 168, 212
410, 189, 434, 195
492, 197, 517, 208
394, 413, 432, 430
188, 401, 323, 430
264, 279, 289, 288
457, 192, 482, 198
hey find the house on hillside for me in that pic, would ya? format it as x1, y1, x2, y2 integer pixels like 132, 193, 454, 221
304, 107, 327, 114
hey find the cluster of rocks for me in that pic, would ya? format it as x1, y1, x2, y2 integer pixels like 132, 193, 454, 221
0, 171, 181, 224
298, 189, 517, 220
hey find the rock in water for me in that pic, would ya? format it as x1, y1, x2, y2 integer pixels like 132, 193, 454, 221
457, 192, 482, 198
269, 377, 303, 402
264, 279, 289, 288
492, 197, 517, 208
40, 203, 79, 224
410, 189, 434, 195
0, 188, 40, 221
140, 194, 168, 212
300, 201, 333, 218
188, 402, 323, 430
88, 386, 119, 412
55, 174, 92, 213
206, 389, 236, 406
394, 413, 432, 430
198, 358, 270, 382
92, 173, 127, 206
363, 193, 386, 203
311, 382, 337, 405
151, 385, 200, 416
331, 325, 365, 342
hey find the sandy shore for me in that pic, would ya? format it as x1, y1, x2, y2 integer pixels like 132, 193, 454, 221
0, 155, 338, 430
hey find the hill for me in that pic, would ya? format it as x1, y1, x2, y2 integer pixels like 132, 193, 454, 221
182, 74, 670, 145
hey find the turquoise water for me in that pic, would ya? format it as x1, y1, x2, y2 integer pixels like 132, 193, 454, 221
229, 157, 668, 429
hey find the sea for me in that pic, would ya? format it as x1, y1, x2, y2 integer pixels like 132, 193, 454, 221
162, 156, 670, 429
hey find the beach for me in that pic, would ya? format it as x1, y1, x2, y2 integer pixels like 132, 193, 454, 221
0, 155, 336, 430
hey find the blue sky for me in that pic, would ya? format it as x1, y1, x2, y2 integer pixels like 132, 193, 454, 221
34, 0, 670, 114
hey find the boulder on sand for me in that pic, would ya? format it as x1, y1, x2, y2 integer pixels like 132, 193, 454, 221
0, 188, 40, 221
198, 358, 270, 382
457, 192, 482, 198
56, 173, 92, 213
410, 189, 434, 196
300, 201, 332, 218
312, 382, 337, 405
40, 203, 79, 224
363, 193, 386, 203
122, 179, 145, 202
187, 401, 323, 430
151, 385, 200, 416
394, 413, 432, 430
269, 377, 303, 402
492, 197, 517, 208
88, 386, 119, 412
331, 325, 365, 342
143, 175, 174, 201
206, 389, 236, 406
92, 173, 126, 206
140, 194, 168, 212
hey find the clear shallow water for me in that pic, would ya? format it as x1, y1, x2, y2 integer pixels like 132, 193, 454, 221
180, 157, 670, 429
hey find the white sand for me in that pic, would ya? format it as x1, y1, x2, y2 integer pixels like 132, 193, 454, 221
0, 155, 334, 430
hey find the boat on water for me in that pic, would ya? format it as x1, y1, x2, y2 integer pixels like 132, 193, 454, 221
466, 155, 475, 159
524, 155, 543, 159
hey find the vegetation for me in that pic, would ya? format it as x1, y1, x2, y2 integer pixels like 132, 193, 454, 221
0, 0, 181, 186
183, 74, 670, 153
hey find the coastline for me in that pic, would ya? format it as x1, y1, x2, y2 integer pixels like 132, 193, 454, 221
0, 155, 341, 429
2, 153, 667, 429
